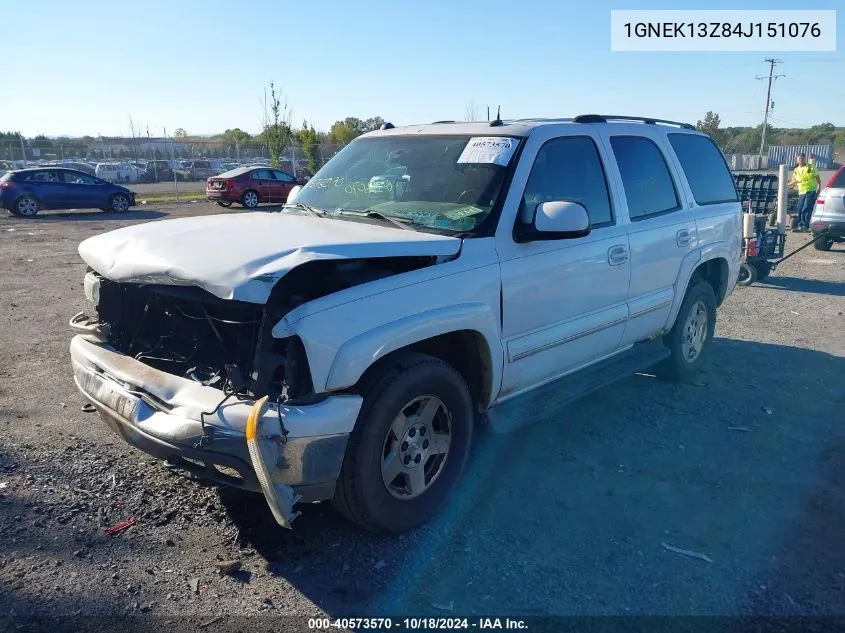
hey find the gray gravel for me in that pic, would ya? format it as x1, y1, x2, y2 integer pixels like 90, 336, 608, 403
1, 203, 844, 622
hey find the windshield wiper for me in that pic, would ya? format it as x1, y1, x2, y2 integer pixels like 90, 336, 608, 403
283, 202, 324, 218
333, 209, 417, 231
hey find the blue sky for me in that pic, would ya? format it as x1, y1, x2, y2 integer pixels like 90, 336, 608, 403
1, 0, 841, 137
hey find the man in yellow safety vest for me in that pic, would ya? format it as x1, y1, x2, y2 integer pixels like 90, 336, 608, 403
788, 152, 821, 232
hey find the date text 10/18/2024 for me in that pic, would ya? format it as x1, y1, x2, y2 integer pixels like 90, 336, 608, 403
308, 617, 529, 630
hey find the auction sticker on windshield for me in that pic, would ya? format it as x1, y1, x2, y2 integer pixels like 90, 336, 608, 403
457, 137, 519, 166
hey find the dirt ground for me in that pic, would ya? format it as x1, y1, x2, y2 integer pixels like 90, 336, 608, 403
1, 203, 844, 627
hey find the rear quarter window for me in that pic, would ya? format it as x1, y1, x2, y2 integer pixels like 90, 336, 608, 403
668, 133, 739, 205
829, 168, 845, 189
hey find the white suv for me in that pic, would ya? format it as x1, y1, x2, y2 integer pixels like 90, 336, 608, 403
69, 115, 741, 534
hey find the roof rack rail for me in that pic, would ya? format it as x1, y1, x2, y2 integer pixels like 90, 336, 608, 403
572, 114, 695, 130
431, 120, 456, 124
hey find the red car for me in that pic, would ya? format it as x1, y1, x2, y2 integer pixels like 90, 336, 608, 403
206, 166, 303, 209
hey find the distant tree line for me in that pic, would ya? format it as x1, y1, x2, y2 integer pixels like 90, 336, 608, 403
695, 111, 844, 157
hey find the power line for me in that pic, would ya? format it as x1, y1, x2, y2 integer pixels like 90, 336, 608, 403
755, 58, 785, 157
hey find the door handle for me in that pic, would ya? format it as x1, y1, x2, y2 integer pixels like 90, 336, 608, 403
607, 245, 629, 266
676, 229, 693, 247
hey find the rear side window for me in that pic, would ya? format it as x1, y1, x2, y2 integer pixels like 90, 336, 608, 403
668, 133, 738, 205
610, 136, 680, 220
520, 136, 614, 226
829, 167, 845, 189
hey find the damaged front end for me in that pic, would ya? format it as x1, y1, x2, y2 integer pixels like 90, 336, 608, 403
70, 255, 437, 528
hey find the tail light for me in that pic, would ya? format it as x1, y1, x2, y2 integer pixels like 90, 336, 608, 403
226, 180, 236, 189
0, 182, 12, 189
747, 238, 758, 257
816, 196, 825, 205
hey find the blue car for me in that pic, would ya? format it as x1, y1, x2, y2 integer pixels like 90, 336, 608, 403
0, 167, 136, 217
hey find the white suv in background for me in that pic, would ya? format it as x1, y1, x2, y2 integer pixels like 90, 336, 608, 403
95, 162, 138, 183
70, 115, 741, 534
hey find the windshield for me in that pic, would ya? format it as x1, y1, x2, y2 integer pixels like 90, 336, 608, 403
292, 135, 521, 233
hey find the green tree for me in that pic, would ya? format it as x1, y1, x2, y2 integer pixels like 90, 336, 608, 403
223, 128, 251, 146
695, 111, 727, 149
262, 82, 292, 168
329, 117, 365, 144
296, 120, 321, 174
362, 116, 385, 132
173, 128, 187, 139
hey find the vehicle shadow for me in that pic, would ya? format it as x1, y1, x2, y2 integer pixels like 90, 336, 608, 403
217, 338, 845, 618
756, 275, 845, 297
19, 210, 168, 222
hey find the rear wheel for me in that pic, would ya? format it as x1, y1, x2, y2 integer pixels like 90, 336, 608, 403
332, 352, 473, 534
660, 281, 717, 383
241, 190, 259, 209
15, 196, 39, 217
216, 201, 233, 208
737, 262, 757, 286
754, 262, 772, 281
813, 234, 833, 251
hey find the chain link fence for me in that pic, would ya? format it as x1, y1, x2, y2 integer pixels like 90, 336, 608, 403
0, 136, 348, 188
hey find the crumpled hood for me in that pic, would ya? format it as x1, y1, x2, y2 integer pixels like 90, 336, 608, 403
78, 213, 462, 303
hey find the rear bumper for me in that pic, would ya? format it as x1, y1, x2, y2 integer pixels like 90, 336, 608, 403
206, 190, 234, 201
811, 220, 845, 239
69, 332, 362, 512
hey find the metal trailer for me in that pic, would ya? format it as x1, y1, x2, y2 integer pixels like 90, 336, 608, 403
738, 208, 831, 285
735, 167, 831, 286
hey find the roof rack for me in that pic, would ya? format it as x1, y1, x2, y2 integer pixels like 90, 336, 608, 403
431, 120, 456, 124
572, 114, 695, 130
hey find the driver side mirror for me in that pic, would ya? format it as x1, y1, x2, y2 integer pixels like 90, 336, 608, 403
514, 200, 591, 243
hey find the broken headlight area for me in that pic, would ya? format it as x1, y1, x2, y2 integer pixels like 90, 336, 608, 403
89, 274, 312, 402
84, 255, 439, 401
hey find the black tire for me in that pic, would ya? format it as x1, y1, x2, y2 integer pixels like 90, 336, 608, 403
216, 201, 233, 208
108, 194, 130, 213
659, 281, 717, 383
14, 196, 39, 217
813, 234, 833, 251
737, 262, 758, 287
332, 352, 473, 534
755, 262, 772, 281
241, 190, 259, 209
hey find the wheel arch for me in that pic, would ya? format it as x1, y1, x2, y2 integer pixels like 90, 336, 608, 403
320, 304, 502, 412
351, 330, 497, 414
690, 257, 730, 306
665, 247, 731, 330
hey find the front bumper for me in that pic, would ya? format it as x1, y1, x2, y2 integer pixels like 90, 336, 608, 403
69, 331, 363, 525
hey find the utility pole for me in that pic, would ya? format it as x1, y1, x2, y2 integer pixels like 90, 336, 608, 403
756, 58, 785, 160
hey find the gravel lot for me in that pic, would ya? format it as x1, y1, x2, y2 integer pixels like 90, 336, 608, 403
1, 203, 844, 626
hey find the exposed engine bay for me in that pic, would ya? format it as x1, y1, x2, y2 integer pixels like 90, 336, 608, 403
88, 256, 437, 401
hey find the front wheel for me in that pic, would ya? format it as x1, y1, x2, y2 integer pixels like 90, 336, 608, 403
332, 352, 473, 534
109, 194, 130, 213
659, 281, 717, 383
241, 190, 259, 209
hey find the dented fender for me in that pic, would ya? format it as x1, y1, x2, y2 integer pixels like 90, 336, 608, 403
270, 239, 504, 402
325, 302, 501, 394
